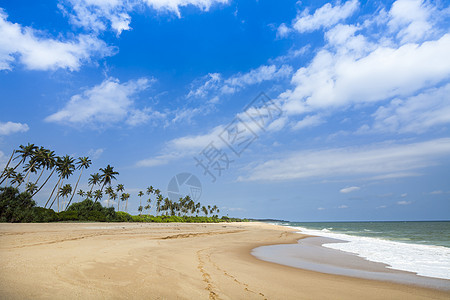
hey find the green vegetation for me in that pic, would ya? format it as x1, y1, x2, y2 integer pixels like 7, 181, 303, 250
0, 144, 247, 223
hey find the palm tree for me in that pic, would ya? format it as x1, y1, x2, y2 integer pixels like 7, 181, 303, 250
0, 143, 37, 185
105, 186, 114, 207
66, 157, 91, 209
116, 184, 124, 211
146, 186, 154, 195
18, 146, 44, 187
99, 165, 119, 193
110, 192, 118, 212
32, 150, 57, 196
86, 190, 93, 200
2, 168, 16, 187
11, 173, 24, 187
202, 206, 208, 217
25, 182, 38, 195
156, 194, 163, 216
138, 191, 144, 215
93, 189, 103, 204
58, 184, 72, 212
77, 189, 85, 198
0, 149, 16, 181
124, 193, 130, 212
144, 204, 150, 215
45, 155, 75, 209
0, 143, 38, 184
88, 173, 101, 193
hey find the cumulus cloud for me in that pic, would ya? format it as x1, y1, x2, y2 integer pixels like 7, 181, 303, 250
0, 121, 29, 135
239, 138, 450, 182
0, 8, 114, 71
293, 0, 359, 33
340, 186, 360, 193
45, 77, 158, 127
388, 0, 435, 43
274, 0, 450, 134
59, 0, 229, 35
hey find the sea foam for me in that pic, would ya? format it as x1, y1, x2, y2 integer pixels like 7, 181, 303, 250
293, 226, 450, 280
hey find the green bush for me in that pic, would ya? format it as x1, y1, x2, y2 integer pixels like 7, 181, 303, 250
0, 187, 36, 223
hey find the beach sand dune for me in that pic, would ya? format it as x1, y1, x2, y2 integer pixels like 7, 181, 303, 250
0, 222, 448, 299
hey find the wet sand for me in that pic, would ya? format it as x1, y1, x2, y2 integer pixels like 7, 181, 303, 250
0, 222, 449, 299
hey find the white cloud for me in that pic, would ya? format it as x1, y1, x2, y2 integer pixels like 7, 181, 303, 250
240, 138, 450, 182
281, 33, 450, 115
340, 186, 360, 193
276, 23, 291, 38
371, 84, 450, 134
293, 0, 359, 33
0, 121, 29, 135
188, 64, 292, 99
317, 207, 325, 210
60, 0, 229, 35
338, 205, 348, 209
430, 190, 443, 195
0, 8, 114, 71
397, 200, 411, 205
388, 0, 434, 43
292, 114, 323, 130
401, 193, 407, 197
87, 148, 104, 159
45, 77, 155, 127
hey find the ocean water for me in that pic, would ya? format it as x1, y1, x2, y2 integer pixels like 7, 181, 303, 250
275, 221, 450, 280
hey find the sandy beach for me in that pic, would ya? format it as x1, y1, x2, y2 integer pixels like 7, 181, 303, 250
0, 222, 449, 299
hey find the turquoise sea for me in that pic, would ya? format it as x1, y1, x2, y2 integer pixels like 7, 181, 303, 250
273, 221, 450, 280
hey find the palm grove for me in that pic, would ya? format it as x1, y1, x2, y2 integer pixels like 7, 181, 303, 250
0, 144, 237, 223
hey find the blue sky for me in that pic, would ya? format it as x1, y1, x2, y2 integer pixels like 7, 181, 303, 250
1, 0, 449, 221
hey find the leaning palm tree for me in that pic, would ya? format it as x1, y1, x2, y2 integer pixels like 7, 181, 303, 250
0, 143, 37, 185
45, 155, 75, 209
124, 193, 130, 212
110, 192, 118, 212
88, 173, 101, 193
32, 150, 57, 196
144, 204, 151, 215
0, 149, 16, 181
65, 157, 91, 210
2, 168, 16, 187
99, 165, 119, 193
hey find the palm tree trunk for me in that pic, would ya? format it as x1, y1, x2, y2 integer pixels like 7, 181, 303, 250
0, 156, 25, 185
117, 198, 120, 212
44, 175, 61, 208
49, 179, 64, 210
125, 199, 128, 212
0, 150, 15, 180
33, 167, 45, 187
65, 169, 83, 210
34, 167, 56, 197
18, 161, 37, 188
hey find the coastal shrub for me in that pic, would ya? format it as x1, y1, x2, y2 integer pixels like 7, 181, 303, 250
0, 187, 36, 222
58, 210, 80, 221
115, 211, 133, 222
32, 207, 58, 222
66, 199, 115, 222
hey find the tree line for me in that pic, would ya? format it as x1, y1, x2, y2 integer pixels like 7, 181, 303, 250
0, 143, 230, 222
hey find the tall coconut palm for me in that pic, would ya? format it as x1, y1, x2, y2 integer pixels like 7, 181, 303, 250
0, 143, 37, 185
86, 190, 93, 200
105, 186, 114, 208
32, 150, 57, 196
156, 194, 163, 216
116, 184, 124, 194
66, 157, 91, 210
124, 193, 130, 212
99, 165, 119, 193
88, 173, 101, 193
19, 146, 46, 188
77, 189, 85, 198
45, 155, 75, 209
138, 191, 144, 215
110, 192, 118, 212
146, 186, 154, 195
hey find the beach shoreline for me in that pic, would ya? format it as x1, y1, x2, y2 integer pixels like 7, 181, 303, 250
1, 222, 449, 299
